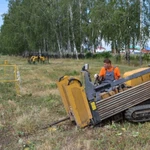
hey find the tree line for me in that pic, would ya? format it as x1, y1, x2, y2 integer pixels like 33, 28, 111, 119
0, 0, 150, 57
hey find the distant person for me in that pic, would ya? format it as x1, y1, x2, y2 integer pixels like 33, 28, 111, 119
95, 58, 121, 84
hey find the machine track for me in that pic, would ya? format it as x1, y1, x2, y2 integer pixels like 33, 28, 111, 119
125, 104, 150, 122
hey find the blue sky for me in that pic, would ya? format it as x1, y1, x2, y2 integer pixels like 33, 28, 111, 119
0, 0, 8, 27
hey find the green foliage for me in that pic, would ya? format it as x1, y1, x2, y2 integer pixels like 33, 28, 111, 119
66, 70, 80, 76
135, 55, 140, 61
115, 54, 121, 63
23, 142, 35, 150
130, 55, 136, 61
92, 53, 102, 59
1, 0, 150, 56
85, 52, 93, 59
85, 52, 112, 59
49, 83, 57, 89
143, 53, 150, 62
100, 52, 112, 58
93, 52, 112, 59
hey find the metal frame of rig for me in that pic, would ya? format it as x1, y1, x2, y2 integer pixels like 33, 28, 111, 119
57, 65, 150, 128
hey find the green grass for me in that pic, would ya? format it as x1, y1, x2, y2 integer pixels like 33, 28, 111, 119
0, 55, 150, 150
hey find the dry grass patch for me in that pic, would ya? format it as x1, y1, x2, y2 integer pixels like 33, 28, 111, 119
0, 56, 150, 149
36, 140, 52, 150
32, 89, 59, 97
15, 106, 53, 135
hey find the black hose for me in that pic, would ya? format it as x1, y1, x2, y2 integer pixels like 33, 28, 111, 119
41, 116, 70, 130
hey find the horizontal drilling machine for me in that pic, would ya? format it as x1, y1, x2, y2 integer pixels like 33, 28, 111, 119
57, 65, 150, 128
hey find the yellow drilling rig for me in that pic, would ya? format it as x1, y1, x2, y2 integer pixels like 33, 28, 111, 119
56, 64, 150, 128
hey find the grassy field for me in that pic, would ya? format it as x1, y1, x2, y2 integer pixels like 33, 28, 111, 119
0, 55, 150, 150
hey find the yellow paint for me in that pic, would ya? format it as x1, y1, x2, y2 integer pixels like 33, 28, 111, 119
57, 77, 92, 128
23, 148, 30, 150
48, 127, 57, 132
29, 55, 47, 63
123, 68, 150, 87
90, 102, 97, 110
0, 61, 21, 95
4, 60, 8, 65
56, 76, 70, 115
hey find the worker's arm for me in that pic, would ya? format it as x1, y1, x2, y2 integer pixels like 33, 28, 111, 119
114, 67, 121, 80
98, 67, 105, 81
99, 67, 105, 77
